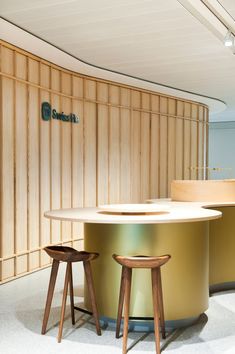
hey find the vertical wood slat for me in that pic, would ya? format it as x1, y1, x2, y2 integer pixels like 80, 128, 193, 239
72, 76, 84, 241
175, 101, 184, 181
198, 106, 204, 180
109, 106, 120, 203
1, 46, 15, 280
159, 97, 168, 197
51, 68, 61, 245
97, 104, 109, 205
131, 91, 141, 202
150, 96, 160, 198
168, 99, 176, 195
1, 77, 15, 280
84, 79, 96, 207
109, 85, 120, 203
120, 108, 131, 203
97, 82, 109, 205
40, 63, 51, 266
191, 104, 198, 180
28, 59, 40, 270
0, 41, 208, 283
120, 88, 131, 202
184, 103, 191, 180
61, 72, 72, 241
141, 93, 150, 201
15, 53, 28, 274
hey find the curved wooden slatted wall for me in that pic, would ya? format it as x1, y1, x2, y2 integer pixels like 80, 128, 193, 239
0, 40, 208, 282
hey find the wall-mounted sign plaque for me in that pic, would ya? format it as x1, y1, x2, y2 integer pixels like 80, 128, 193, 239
41, 102, 79, 123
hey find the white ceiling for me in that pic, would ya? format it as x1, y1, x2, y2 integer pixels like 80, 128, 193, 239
1, 0, 235, 121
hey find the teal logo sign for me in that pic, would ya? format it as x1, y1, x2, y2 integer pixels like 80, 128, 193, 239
41, 102, 79, 123
42, 102, 51, 121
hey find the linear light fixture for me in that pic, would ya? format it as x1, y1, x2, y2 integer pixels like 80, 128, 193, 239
224, 30, 234, 47
177, 0, 235, 49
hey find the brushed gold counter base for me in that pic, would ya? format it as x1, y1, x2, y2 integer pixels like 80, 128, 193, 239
84, 222, 209, 323
209, 207, 235, 286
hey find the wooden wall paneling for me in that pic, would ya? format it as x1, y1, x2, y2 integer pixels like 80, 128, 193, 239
175, 101, 184, 181
51, 68, 61, 245
61, 72, 72, 241
0, 40, 209, 283
1, 76, 15, 280
84, 79, 97, 206
40, 63, 51, 266
72, 76, 84, 243
150, 95, 160, 198
140, 93, 150, 201
168, 99, 176, 195
183, 103, 191, 180
198, 106, 204, 180
109, 85, 120, 203
15, 52, 28, 275
159, 97, 168, 197
28, 58, 40, 270
97, 103, 109, 205
191, 104, 198, 180
131, 91, 141, 202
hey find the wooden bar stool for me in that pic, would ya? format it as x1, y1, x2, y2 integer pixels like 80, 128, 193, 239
113, 254, 171, 354
41, 245, 101, 342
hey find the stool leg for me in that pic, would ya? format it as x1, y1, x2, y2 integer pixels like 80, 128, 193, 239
68, 262, 75, 325
116, 266, 127, 338
122, 268, 132, 354
151, 267, 161, 354
57, 262, 70, 343
41, 259, 59, 335
157, 268, 166, 339
83, 260, 101, 336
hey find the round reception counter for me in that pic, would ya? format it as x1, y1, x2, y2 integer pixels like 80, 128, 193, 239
45, 203, 221, 327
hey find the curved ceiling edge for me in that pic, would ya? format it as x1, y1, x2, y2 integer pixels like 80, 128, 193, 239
0, 17, 226, 116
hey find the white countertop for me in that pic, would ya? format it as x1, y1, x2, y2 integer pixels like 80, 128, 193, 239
44, 203, 222, 224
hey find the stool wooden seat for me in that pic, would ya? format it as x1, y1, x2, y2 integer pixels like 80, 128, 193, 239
41, 245, 101, 342
113, 254, 171, 354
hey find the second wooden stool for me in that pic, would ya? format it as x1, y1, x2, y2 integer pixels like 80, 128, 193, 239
41, 245, 101, 342
113, 254, 171, 354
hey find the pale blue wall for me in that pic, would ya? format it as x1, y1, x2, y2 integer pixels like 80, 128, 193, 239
209, 122, 235, 179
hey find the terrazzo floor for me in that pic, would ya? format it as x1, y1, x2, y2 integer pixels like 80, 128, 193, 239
1, 263, 235, 354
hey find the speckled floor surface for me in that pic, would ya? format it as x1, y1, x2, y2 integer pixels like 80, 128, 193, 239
1, 263, 235, 354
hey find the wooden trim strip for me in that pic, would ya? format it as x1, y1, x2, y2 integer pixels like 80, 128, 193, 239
0, 71, 207, 124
